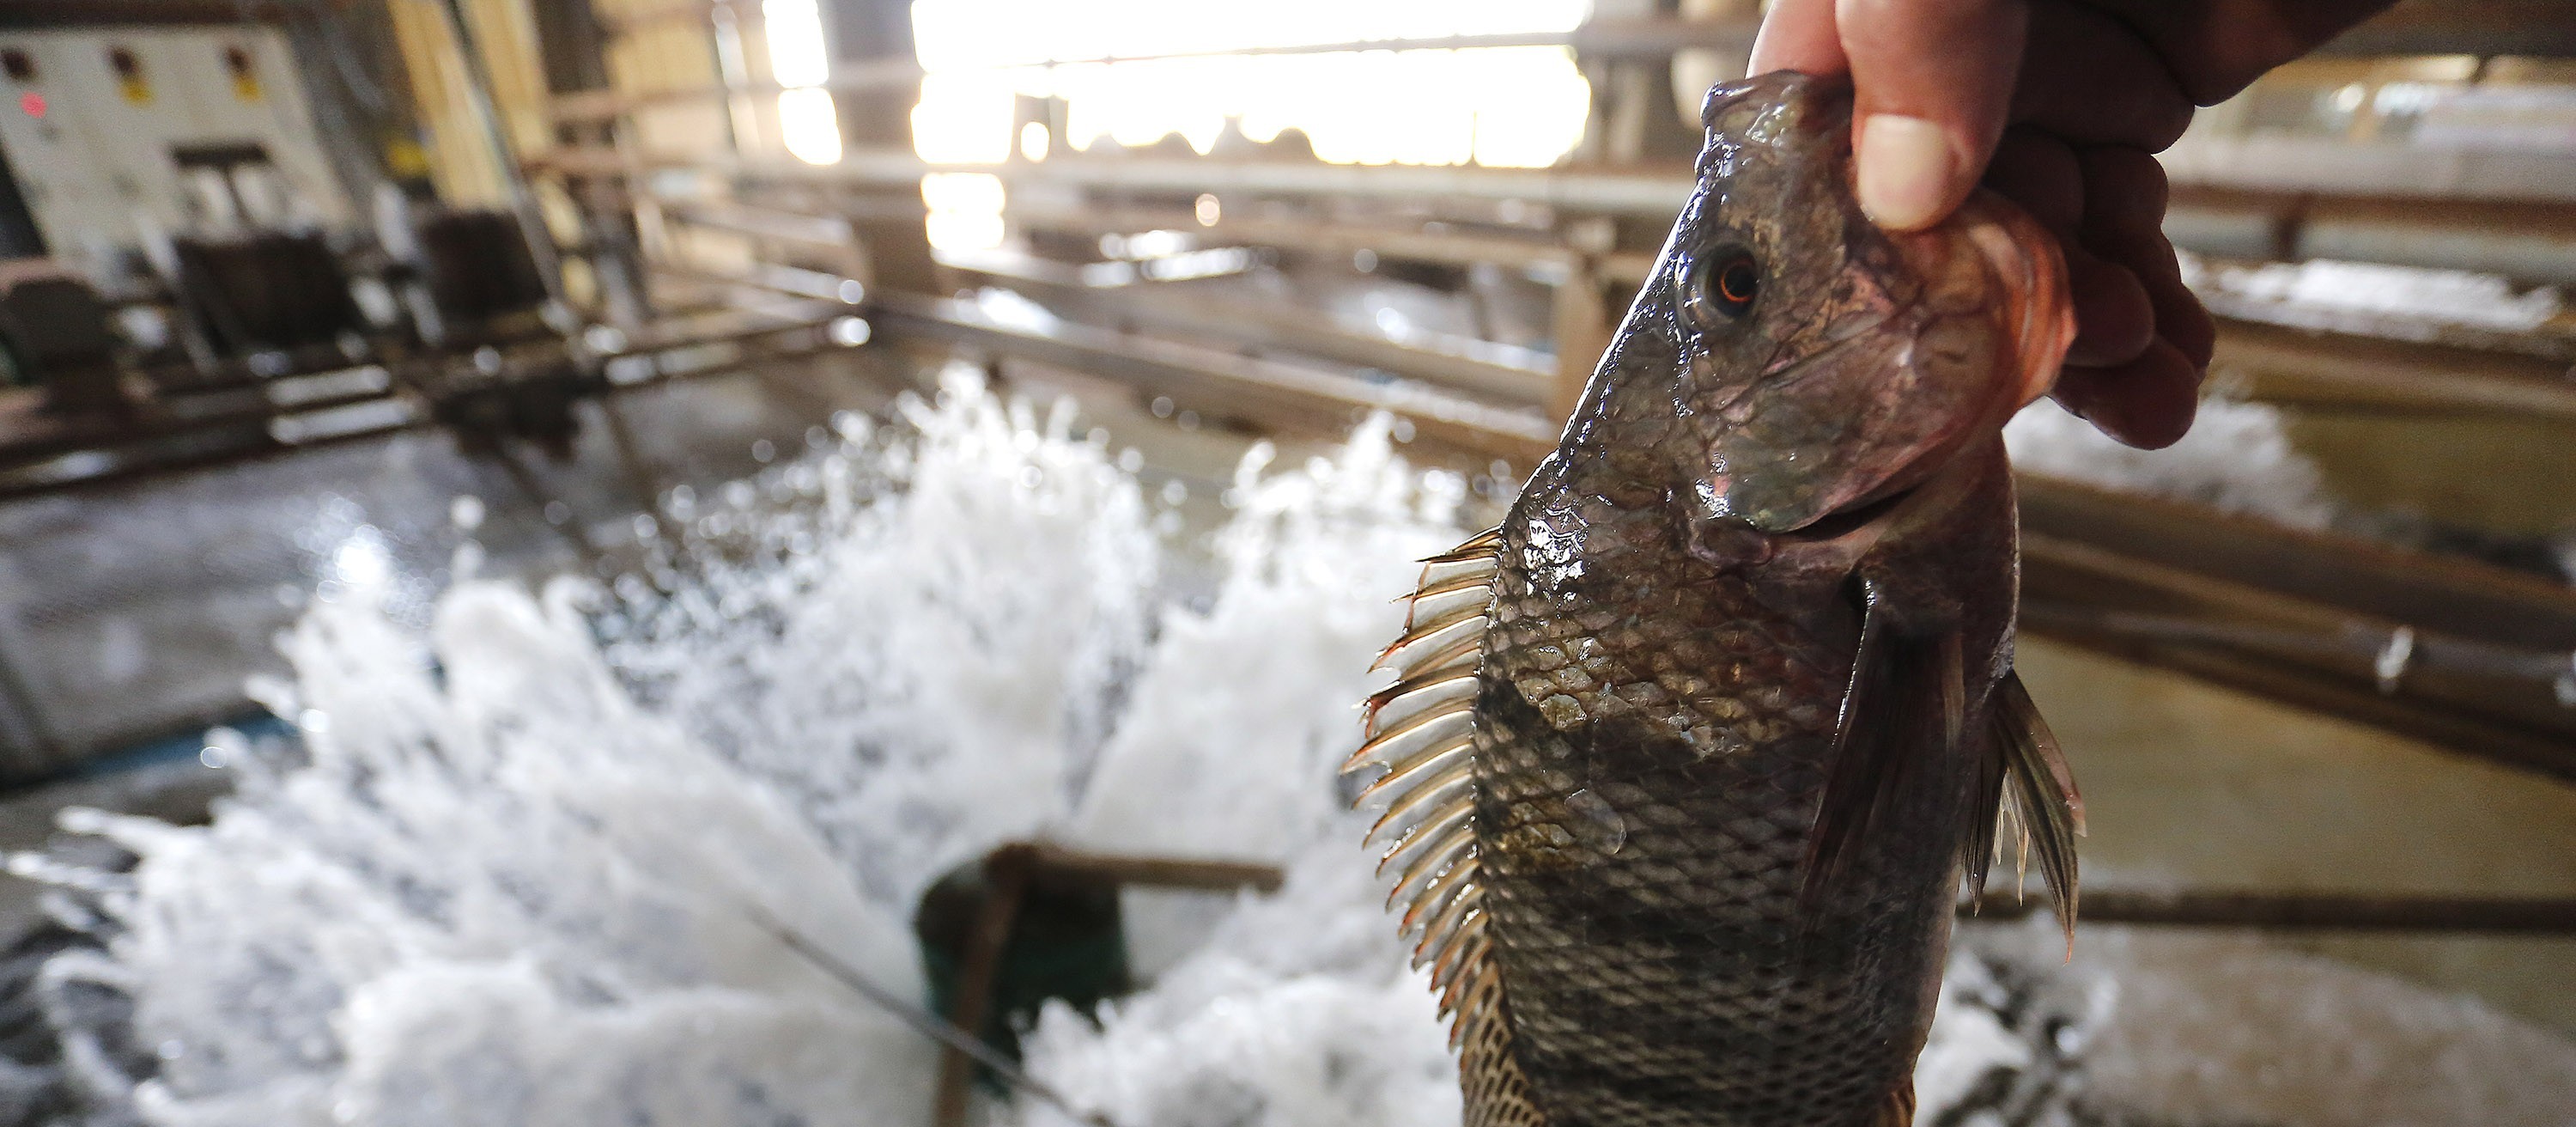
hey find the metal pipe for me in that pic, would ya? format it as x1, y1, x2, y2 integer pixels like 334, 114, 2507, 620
544, 142, 2576, 283
0, 308, 860, 500
863, 291, 1560, 460
1966, 889, 2576, 935
944, 250, 1557, 408
933, 845, 1033, 1127
746, 899, 1118, 1127
1029, 844, 1285, 894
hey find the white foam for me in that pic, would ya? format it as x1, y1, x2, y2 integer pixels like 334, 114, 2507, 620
2005, 396, 2337, 530
38, 369, 1460, 1126
2189, 255, 2563, 334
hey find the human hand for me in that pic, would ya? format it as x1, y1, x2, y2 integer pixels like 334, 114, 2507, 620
1747, 0, 2397, 448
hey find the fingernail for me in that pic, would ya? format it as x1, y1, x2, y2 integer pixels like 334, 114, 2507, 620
1856, 114, 1957, 231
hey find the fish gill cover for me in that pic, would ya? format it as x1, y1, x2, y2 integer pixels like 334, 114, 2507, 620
9, 371, 2571, 1127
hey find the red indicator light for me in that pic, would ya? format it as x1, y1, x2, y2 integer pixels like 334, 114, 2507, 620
17, 92, 40, 119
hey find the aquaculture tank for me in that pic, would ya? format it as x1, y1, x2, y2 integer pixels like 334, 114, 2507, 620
0, 369, 2564, 1127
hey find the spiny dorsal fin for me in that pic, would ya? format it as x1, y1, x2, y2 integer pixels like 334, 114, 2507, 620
1348, 527, 1504, 1055
1801, 579, 1965, 910
1969, 669, 2082, 952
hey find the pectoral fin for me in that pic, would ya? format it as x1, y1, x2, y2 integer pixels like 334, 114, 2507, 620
1965, 670, 2082, 952
1870, 1080, 1917, 1127
1801, 579, 1965, 909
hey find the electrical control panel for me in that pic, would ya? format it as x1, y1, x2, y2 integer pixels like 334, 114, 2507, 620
0, 25, 353, 274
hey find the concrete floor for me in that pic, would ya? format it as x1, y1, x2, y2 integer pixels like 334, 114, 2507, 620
2022, 639, 2576, 1033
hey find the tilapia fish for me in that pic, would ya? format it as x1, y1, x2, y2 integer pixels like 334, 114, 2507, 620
1346, 73, 2085, 1127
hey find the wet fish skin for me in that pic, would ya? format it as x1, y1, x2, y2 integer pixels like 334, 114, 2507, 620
1356, 70, 2076, 1127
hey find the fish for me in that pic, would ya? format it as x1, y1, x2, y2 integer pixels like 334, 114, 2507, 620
1346, 71, 2085, 1127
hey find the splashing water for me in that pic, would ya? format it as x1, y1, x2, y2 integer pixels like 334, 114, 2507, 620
19, 369, 1467, 1127
21, 370, 2573, 1127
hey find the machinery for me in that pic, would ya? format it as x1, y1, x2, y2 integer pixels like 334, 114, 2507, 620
0, 5, 858, 509
0, 25, 351, 272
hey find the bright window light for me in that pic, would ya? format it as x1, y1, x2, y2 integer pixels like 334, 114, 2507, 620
780, 88, 843, 164
908, 0, 1593, 169
762, 0, 831, 87
923, 172, 1006, 251
764, 0, 841, 165
912, 71, 1019, 164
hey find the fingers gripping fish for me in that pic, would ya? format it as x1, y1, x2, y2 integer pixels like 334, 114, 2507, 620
1347, 73, 2085, 1127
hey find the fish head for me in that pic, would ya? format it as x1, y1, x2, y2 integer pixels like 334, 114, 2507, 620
1596, 71, 2073, 535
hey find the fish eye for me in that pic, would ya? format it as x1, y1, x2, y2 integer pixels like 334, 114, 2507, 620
1686, 248, 1761, 326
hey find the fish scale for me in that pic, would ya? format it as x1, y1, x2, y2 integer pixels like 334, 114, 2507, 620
1347, 70, 2085, 1127
1469, 456, 1990, 1126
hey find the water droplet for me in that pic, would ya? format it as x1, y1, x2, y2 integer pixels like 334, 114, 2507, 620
1564, 789, 1626, 855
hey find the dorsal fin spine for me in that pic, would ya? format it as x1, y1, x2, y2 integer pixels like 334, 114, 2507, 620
1376, 806, 1473, 877
1345, 700, 1475, 772
1398, 854, 1480, 929
1349, 527, 1508, 1065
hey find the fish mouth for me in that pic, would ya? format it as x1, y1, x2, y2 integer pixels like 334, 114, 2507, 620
1950, 192, 2075, 412
1767, 486, 1907, 545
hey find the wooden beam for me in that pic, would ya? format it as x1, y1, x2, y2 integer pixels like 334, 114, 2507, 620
2318, 0, 2576, 58
865, 290, 1558, 463
2210, 319, 2576, 422
2018, 476, 2576, 654
941, 249, 1556, 408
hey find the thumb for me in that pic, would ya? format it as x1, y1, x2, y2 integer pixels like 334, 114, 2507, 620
1835, 0, 2027, 231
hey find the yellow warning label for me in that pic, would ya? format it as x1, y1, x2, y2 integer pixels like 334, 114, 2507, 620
223, 46, 260, 101
386, 137, 431, 179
